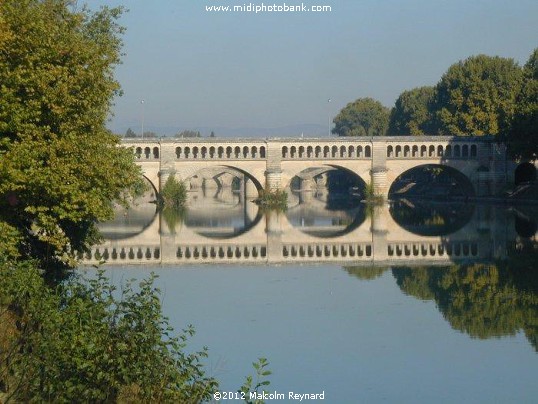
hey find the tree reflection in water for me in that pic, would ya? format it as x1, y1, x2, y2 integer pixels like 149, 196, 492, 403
344, 266, 389, 281
343, 206, 538, 351
391, 246, 538, 350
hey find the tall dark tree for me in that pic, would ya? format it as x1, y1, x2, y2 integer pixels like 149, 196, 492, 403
506, 48, 538, 160
125, 127, 137, 137
432, 54, 523, 136
332, 97, 390, 137
388, 86, 437, 135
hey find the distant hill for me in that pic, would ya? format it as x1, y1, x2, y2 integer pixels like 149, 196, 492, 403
113, 124, 330, 138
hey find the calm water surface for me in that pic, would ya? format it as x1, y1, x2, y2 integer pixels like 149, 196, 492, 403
84, 188, 538, 403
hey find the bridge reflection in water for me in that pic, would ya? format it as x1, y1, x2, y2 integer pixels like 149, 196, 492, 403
85, 186, 524, 267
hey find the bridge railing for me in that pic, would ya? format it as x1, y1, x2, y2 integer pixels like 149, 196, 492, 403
174, 145, 267, 160
122, 136, 493, 163
281, 143, 372, 160
387, 241, 479, 259
386, 143, 479, 159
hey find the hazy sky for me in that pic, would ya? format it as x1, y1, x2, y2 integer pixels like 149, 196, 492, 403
89, 0, 537, 134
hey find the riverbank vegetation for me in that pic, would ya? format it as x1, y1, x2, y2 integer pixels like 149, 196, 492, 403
0, 265, 217, 402
159, 175, 188, 209
363, 182, 384, 204
254, 189, 288, 211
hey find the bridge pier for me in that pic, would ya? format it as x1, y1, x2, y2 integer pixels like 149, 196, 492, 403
244, 200, 258, 225
203, 177, 219, 190
265, 211, 283, 262
265, 169, 283, 191
370, 204, 389, 261
217, 172, 236, 188
314, 173, 328, 189
299, 178, 314, 191
370, 167, 388, 199
298, 190, 313, 204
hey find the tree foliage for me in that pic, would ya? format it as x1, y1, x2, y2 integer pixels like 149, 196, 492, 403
506, 48, 538, 160
125, 127, 137, 137
175, 130, 202, 138
0, 0, 144, 270
388, 86, 437, 135
0, 263, 217, 402
332, 97, 390, 137
254, 189, 288, 212
160, 175, 187, 209
240, 358, 272, 404
432, 54, 523, 136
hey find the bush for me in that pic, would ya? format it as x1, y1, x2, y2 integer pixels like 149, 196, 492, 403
0, 263, 217, 403
363, 182, 384, 203
254, 189, 288, 212
160, 175, 187, 209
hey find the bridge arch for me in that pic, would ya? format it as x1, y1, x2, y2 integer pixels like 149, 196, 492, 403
389, 200, 475, 236
388, 164, 476, 198
181, 165, 265, 194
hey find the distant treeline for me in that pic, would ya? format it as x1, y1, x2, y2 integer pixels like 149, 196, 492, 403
123, 129, 216, 138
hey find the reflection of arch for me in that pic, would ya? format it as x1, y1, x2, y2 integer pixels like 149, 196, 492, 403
515, 215, 537, 239
389, 200, 475, 237
98, 193, 158, 241
388, 164, 476, 198
185, 197, 263, 240
284, 164, 368, 189
143, 174, 159, 197
286, 201, 366, 239
515, 162, 537, 185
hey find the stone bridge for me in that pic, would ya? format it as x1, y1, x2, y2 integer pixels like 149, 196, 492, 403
122, 136, 514, 198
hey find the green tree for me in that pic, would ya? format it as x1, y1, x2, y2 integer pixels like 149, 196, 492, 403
159, 175, 187, 209
0, 0, 144, 270
432, 54, 523, 136
125, 127, 137, 137
506, 48, 538, 160
175, 130, 201, 138
332, 97, 390, 137
388, 86, 437, 135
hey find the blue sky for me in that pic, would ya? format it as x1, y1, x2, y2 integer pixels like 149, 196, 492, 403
89, 0, 538, 135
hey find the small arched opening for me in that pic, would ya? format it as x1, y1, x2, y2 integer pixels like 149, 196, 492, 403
515, 162, 537, 186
